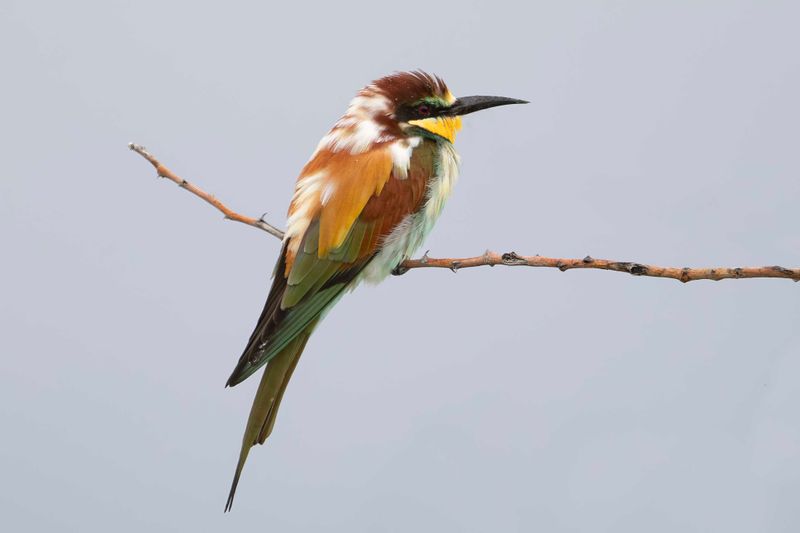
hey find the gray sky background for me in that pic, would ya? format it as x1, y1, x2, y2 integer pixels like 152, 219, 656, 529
2, 1, 800, 531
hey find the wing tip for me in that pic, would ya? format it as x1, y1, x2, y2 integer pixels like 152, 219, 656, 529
225, 363, 253, 388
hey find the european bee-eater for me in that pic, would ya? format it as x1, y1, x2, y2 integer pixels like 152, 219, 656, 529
225, 71, 526, 510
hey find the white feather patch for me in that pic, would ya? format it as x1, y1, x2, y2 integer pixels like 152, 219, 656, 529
320, 181, 336, 206
348, 120, 382, 153
284, 171, 324, 254
389, 137, 421, 180
318, 92, 393, 153
348, 95, 390, 114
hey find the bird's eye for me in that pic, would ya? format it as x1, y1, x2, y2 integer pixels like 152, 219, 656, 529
416, 104, 432, 117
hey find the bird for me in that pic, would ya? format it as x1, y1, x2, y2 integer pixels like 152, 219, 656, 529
224, 71, 526, 511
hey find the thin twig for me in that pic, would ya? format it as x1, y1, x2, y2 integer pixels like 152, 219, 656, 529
128, 143, 284, 239
129, 143, 800, 283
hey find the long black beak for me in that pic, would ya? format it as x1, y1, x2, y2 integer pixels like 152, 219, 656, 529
443, 95, 528, 116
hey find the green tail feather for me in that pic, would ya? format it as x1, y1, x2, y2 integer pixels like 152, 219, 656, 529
224, 322, 316, 512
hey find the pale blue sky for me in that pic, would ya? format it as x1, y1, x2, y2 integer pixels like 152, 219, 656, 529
2, 1, 799, 531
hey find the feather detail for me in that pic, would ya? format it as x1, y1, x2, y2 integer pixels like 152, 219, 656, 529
284, 147, 394, 271
316, 148, 394, 256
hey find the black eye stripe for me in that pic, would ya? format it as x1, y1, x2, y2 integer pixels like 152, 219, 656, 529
396, 101, 444, 122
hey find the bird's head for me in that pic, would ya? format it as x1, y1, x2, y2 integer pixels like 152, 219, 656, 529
377, 71, 527, 144
319, 71, 526, 153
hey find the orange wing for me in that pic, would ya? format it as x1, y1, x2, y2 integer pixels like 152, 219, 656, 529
284, 146, 393, 273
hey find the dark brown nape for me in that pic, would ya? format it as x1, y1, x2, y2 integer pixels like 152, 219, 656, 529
369, 70, 449, 104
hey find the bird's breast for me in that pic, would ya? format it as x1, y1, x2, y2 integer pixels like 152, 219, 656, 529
358, 141, 461, 284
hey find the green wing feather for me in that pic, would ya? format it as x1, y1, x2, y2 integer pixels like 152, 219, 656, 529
225, 219, 372, 387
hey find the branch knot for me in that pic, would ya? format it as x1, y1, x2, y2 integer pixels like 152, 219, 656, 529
501, 252, 527, 266
629, 263, 648, 276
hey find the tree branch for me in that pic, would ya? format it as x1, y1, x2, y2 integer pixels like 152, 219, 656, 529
129, 143, 800, 284
129, 143, 284, 239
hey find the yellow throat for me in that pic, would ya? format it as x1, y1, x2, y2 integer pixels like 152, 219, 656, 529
408, 116, 463, 143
